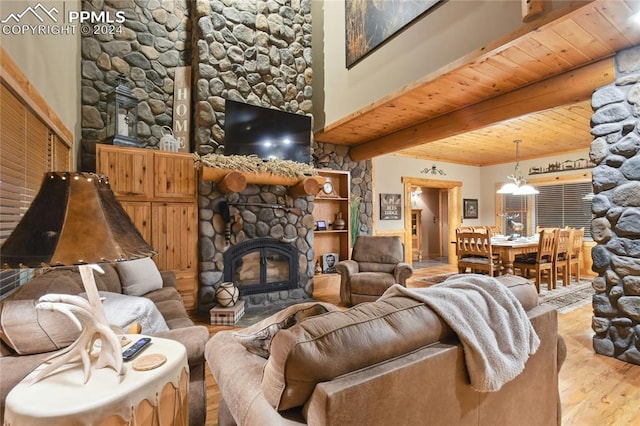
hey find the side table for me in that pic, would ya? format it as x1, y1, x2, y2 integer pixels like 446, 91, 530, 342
4, 335, 189, 426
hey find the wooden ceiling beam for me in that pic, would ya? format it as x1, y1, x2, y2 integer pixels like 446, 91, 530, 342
348, 57, 615, 162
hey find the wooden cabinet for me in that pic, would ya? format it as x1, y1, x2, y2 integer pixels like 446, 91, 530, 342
96, 145, 198, 310
313, 170, 351, 272
411, 209, 423, 261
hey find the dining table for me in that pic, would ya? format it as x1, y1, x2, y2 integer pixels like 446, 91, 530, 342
491, 237, 539, 275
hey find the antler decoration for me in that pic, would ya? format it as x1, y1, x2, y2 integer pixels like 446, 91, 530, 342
33, 264, 124, 384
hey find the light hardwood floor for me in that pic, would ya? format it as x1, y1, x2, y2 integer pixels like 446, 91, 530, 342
196, 264, 640, 426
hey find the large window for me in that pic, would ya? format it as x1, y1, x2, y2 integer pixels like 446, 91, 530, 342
499, 180, 593, 239
0, 82, 71, 297
500, 193, 530, 235
535, 181, 593, 238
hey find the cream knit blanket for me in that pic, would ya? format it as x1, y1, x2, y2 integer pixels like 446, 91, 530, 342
379, 274, 540, 392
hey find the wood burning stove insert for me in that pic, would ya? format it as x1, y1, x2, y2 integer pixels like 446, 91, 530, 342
223, 237, 299, 296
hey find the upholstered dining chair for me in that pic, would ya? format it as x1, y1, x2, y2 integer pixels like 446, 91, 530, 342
336, 236, 413, 306
553, 228, 572, 287
513, 228, 559, 293
569, 227, 584, 283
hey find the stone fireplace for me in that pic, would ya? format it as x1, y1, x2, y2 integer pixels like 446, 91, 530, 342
223, 237, 299, 296
198, 182, 315, 312
590, 45, 640, 365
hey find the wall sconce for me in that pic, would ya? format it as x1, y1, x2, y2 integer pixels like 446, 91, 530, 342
107, 74, 139, 147
420, 164, 446, 175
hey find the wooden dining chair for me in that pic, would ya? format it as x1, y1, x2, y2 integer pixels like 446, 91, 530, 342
513, 228, 558, 293
486, 225, 502, 235
456, 229, 502, 276
569, 227, 584, 283
554, 228, 572, 287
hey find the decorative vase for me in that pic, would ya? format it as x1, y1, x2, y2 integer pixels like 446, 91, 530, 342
215, 282, 239, 307
333, 212, 346, 230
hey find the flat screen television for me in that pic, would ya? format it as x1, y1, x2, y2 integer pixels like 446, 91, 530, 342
223, 99, 312, 164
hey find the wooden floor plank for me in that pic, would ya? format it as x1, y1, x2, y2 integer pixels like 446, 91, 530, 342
194, 263, 640, 426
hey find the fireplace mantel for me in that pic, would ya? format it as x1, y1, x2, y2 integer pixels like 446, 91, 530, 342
200, 166, 324, 196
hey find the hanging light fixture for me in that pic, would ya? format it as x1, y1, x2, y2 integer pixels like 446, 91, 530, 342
497, 140, 539, 195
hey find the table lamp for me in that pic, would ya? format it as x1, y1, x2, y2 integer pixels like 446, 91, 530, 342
1, 172, 156, 382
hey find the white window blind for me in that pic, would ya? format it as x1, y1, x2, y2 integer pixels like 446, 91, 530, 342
535, 182, 593, 239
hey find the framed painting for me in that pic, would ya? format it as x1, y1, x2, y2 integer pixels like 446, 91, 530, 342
345, 0, 442, 68
463, 199, 479, 219
380, 193, 401, 220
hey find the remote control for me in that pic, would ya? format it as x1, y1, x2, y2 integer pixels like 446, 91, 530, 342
122, 337, 151, 361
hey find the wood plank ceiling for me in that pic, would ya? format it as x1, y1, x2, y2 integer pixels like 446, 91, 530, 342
314, 0, 640, 167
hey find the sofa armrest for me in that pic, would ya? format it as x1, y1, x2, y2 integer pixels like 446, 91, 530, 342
160, 271, 177, 288
336, 260, 359, 306
336, 260, 358, 276
152, 325, 209, 367
393, 262, 413, 285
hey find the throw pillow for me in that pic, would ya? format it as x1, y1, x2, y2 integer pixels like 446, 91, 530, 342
0, 299, 80, 355
233, 303, 336, 359
116, 257, 163, 297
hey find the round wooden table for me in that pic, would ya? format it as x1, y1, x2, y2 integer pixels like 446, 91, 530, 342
4, 335, 189, 426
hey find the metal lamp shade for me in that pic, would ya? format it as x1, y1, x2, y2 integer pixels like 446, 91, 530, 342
1, 172, 156, 268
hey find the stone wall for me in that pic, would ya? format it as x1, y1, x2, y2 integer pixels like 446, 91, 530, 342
191, 0, 313, 154
80, 0, 190, 147
590, 45, 640, 365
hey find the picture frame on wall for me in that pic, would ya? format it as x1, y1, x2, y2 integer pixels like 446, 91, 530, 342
380, 193, 401, 220
463, 198, 479, 219
345, 0, 443, 68
322, 253, 339, 273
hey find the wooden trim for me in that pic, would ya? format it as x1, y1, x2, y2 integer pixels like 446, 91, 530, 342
315, 1, 596, 137
0, 47, 72, 148
350, 58, 614, 161
401, 177, 462, 264
527, 171, 592, 186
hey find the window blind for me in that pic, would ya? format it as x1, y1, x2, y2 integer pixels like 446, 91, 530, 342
535, 181, 593, 239
0, 84, 69, 297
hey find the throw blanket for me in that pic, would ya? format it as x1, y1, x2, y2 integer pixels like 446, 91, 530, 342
81, 291, 170, 334
379, 274, 540, 392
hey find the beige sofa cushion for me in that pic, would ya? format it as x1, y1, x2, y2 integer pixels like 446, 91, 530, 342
116, 257, 163, 296
0, 300, 79, 355
261, 296, 454, 410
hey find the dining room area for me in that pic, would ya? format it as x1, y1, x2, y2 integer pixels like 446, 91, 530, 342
454, 223, 588, 292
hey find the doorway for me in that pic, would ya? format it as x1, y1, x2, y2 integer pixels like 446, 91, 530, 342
402, 177, 462, 266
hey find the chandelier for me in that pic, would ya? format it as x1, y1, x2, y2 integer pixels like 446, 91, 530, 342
497, 140, 539, 195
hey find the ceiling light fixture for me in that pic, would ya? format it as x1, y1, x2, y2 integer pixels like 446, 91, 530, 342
497, 140, 539, 195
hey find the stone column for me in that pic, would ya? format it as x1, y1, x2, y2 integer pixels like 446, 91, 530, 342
590, 45, 640, 365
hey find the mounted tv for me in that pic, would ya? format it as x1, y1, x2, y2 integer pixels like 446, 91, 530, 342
223, 99, 312, 164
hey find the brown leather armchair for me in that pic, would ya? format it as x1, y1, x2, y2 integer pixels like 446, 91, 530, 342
336, 236, 413, 306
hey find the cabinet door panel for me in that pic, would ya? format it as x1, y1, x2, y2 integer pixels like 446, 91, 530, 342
151, 203, 197, 270
120, 201, 152, 246
153, 152, 196, 198
97, 146, 151, 197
